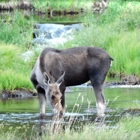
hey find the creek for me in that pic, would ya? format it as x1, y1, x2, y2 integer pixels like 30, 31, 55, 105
0, 10, 140, 137
0, 86, 140, 137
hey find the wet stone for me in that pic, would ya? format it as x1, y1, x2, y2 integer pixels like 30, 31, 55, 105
0, 89, 36, 99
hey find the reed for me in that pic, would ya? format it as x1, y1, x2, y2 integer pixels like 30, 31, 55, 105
0, 116, 139, 140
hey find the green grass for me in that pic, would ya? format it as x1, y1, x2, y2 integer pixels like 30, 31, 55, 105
0, 0, 140, 91
30, 0, 93, 11
0, 116, 140, 140
60, 0, 140, 76
50, 117, 140, 140
0, 10, 33, 48
0, 44, 32, 90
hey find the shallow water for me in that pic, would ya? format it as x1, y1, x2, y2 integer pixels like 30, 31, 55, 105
0, 86, 140, 136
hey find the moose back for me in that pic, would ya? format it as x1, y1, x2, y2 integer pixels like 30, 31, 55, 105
30, 47, 113, 118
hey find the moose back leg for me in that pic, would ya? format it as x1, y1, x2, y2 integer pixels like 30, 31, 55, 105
90, 75, 106, 118
93, 84, 106, 117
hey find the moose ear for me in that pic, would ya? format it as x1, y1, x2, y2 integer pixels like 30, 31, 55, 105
43, 72, 51, 85
56, 71, 65, 85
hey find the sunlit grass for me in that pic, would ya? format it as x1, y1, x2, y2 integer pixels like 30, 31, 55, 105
61, 0, 140, 76
31, 0, 93, 11
40, 116, 140, 140
0, 10, 33, 47
0, 0, 140, 91
107, 29, 140, 76
63, 25, 140, 76
0, 44, 32, 90
0, 116, 139, 140
0, 123, 30, 140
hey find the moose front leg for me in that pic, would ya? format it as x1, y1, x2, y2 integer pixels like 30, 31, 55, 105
36, 85, 46, 116
59, 86, 66, 118
38, 93, 46, 115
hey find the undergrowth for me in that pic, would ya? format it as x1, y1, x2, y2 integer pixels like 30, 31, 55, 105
0, 44, 32, 90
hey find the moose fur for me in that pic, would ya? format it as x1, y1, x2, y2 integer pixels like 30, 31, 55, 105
30, 46, 113, 118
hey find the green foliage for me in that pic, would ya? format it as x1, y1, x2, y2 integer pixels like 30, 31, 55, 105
0, 0, 10, 2
0, 44, 32, 90
30, 0, 92, 11
61, 0, 140, 76
0, 10, 33, 48
0, 0, 140, 91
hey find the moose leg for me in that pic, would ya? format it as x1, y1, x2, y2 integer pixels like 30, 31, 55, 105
37, 88, 47, 135
36, 86, 46, 135
37, 86, 46, 116
38, 93, 46, 115
60, 86, 66, 117
30, 75, 46, 116
93, 85, 106, 117
90, 76, 106, 118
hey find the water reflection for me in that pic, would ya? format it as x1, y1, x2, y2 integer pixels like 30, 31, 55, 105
0, 87, 140, 136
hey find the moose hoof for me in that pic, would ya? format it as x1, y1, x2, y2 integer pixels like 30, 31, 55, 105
39, 114, 46, 119
94, 115, 105, 126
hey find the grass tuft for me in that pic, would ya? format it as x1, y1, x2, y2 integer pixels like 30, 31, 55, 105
0, 44, 32, 90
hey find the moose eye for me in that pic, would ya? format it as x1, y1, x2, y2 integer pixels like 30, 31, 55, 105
51, 95, 55, 100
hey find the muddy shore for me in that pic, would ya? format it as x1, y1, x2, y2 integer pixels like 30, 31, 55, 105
0, 74, 140, 99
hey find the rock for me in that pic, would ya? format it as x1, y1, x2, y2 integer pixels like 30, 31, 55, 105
121, 74, 140, 85
22, 51, 33, 62
0, 89, 37, 99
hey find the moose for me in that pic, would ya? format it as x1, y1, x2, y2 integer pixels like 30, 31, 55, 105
30, 47, 113, 119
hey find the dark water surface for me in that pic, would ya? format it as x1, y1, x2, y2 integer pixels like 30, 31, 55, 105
0, 86, 140, 136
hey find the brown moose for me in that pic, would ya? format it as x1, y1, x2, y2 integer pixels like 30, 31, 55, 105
30, 47, 113, 119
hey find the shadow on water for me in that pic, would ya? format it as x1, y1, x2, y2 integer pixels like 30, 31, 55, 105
0, 86, 140, 137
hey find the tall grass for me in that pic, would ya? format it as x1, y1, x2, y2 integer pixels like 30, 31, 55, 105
0, 10, 33, 48
0, 44, 32, 90
0, 116, 139, 140
30, 0, 93, 11
46, 117, 140, 140
61, 0, 140, 76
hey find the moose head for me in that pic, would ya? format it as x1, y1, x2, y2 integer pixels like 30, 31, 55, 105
42, 71, 65, 117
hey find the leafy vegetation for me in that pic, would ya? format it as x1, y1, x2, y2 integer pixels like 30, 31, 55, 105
61, 0, 140, 76
0, 44, 32, 90
0, 10, 34, 48
0, 0, 140, 91
0, 1, 140, 140
30, 0, 92, 11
